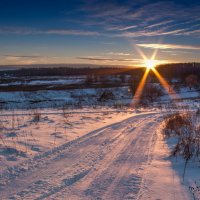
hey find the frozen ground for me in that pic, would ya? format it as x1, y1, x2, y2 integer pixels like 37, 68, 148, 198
0, 107, 198, 200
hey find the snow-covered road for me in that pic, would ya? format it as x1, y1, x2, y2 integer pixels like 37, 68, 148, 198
0, 112, 190, 200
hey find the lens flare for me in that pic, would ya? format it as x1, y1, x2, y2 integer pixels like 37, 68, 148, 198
133, 68, 150, 105
145, 59, 155, 69
132, 45, 179, 106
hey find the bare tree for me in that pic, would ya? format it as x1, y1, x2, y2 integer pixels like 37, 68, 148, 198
141, 84, 163, 104
185, 74, 198, 90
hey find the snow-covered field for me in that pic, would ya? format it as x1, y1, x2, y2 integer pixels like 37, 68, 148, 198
0, 78, 199, 199
0, 106, 199, 200
0, 107, 136, 170
0, 86, 199, 110
0, 87, 131, 109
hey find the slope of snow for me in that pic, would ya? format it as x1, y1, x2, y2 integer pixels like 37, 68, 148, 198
139, 124, 191, 200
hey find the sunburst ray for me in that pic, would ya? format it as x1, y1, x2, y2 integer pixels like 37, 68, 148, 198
132, 68, 150, 106
132, 45, 179, 106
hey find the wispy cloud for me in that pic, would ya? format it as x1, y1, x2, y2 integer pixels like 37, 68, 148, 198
0, 28, 99, 36
161, 50, 190, 54
1, 1, 200, 39
181, 29, 200, 36
81, 1, 129, 19
137, 43, 200, 50
103, 42, 115, 45
78, 1, 200, 38
1, 54, 59, 65
1, 54, 52, 58
1, 0, 200, 65
106, 25, 137, 31
77, 56, 139, 62
106, 52, 131, 56
118, 25, 137, 31
120, 28, 187, 38
77, 56, 176, 67
146, 20, 174, 29
44, 29, 99, 36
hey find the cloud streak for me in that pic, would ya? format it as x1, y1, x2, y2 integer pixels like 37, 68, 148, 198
119, 28, 188, 38
2, 2, 200, 38
77, 56, 139, 62
0, 28, 99, 36
1, 54, 52, 58
0, 54, 59, 65
137, 43, 200, 50
106, 52, 131, 56
79, 1, 200, 38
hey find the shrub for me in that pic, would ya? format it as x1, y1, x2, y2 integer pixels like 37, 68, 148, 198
140, 84, 164, 104
32, 111, 41, 124
163, 113, 192, 137
98, 90, 114, 102
163, 112, 200, 180
185, 74, 198, 90
196, 108, 200, 115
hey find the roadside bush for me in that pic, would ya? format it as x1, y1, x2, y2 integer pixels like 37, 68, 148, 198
196, 108, 200, 115
32, 111, 41, 124
98, 90, 115, 102
163, 112, 200, 180
113, 101, 124, 109
163, 113, 192, 137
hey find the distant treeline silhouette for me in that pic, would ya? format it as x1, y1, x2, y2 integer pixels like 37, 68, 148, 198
156, 62, 200, 80
0, 66, 142, 77
0, 63, 199, 81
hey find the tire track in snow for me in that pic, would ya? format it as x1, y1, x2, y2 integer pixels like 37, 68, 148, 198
81, 117, 159, 200
44, 115, 160, 200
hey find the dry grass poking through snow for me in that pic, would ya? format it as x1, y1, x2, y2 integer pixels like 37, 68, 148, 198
162, 111, 200, 199
163, 111, 200, 180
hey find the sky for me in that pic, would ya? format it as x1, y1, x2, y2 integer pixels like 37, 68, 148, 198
0, 0, 200, 67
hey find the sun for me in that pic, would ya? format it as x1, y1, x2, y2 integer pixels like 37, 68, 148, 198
145, 59, 155, 69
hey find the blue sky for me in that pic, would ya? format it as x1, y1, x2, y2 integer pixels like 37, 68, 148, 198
0, 0, 200, 66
